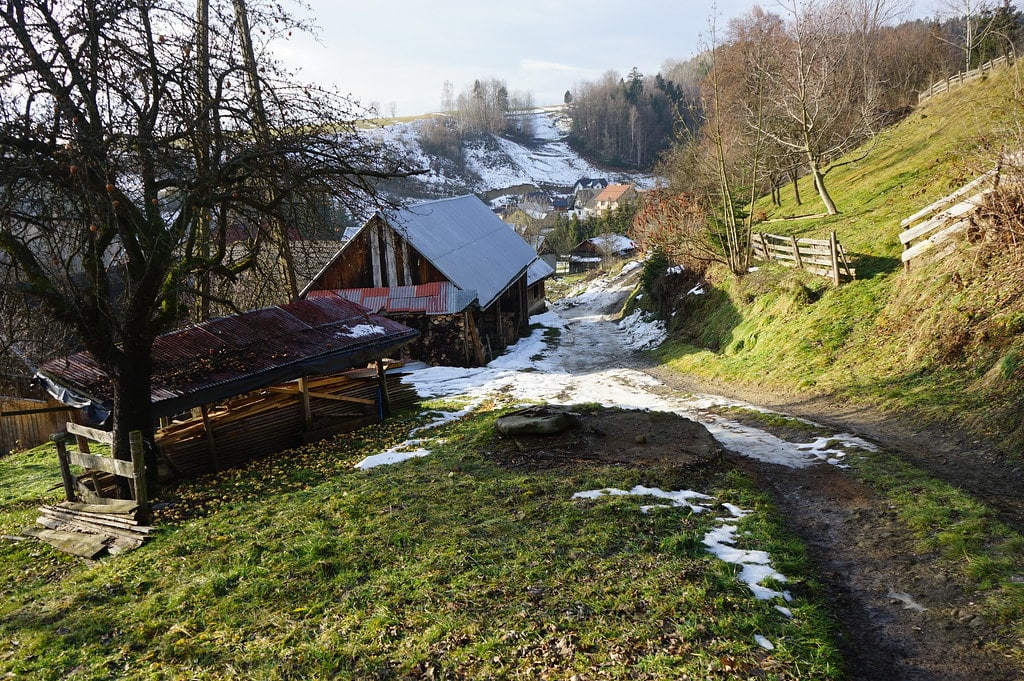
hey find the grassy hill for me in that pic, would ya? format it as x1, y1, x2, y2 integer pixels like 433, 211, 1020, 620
0, 409, 848, 679
655, 60, 1024, 454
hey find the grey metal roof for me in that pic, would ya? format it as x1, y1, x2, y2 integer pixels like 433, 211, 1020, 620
386, 195, 538, 309
527, 257, 555, 286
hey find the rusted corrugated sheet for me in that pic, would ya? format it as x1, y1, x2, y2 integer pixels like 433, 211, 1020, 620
36, 297, 418, 419
309, 282, 478, 316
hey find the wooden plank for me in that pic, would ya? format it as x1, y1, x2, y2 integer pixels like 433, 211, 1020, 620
901, 220, 969, 262
267, 386, 375, 405
67, 449, 135, 478
66, 422, 114, 445
38, 508, 153, 535
901, 173, 995, 228
0, 405, 74, 417
22, 526, 108, 559
58, 500, 138, 515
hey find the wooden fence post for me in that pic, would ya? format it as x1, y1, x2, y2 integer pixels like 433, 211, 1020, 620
129, 430, 150, 525
790, 235, 803, 270
376, 359, 391, 420
298, 377, 313, 430
829, 231, 841, 286
52, 432, 76, 503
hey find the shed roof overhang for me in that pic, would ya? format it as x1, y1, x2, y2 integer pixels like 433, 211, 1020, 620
36, 296, 420, 421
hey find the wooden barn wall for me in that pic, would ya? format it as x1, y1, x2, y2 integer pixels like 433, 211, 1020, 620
310, 218, 447, 292
0, 398, 72, 455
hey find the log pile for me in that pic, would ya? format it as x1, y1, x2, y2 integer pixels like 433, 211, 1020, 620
24, 500, 154, 559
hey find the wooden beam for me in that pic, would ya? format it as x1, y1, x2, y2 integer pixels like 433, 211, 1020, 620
267, 386, 374, 405
200, 405, 220, 472
298, 377, 313, 429
67, 449, 135, 478
65, 422, 113, 446
129, 430, 150, 525
376, 360, 390, 419
52, 434, 77, 503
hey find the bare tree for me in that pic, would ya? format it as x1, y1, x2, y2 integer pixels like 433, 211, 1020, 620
743, 0, 896, 215
0, 0, 419, 471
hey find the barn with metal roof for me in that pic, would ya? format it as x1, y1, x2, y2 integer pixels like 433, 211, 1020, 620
301, 195, 549, 366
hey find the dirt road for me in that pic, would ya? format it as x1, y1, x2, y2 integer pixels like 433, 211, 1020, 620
411, 265, 1024, 678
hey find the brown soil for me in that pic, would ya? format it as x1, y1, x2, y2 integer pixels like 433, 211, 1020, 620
488, 399, 1024, 680
489, 407, 721, 472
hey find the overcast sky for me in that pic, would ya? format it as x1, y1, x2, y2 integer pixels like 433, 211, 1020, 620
278, 0, 946, 117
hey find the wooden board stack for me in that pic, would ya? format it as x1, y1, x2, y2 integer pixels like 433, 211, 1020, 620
24, 500, 154, 559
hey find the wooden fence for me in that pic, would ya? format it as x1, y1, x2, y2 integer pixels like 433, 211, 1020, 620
899, 153, 1022, 270
750, 231, 855, 284
0, 398, 75, 455
918, 55, 1015, 104
53, 424, 149, 523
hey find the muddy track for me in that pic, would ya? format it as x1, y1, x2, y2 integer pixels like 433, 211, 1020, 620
734, 455, 1016, 680
644, 366, 1024, 679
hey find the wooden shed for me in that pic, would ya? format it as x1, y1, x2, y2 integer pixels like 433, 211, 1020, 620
36, 296, 420, 481
301, 195, 543, 366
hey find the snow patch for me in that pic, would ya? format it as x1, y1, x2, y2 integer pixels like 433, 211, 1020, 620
341, 324, 386, 339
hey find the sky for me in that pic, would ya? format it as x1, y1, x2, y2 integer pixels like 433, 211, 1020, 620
278, 0, 947, 117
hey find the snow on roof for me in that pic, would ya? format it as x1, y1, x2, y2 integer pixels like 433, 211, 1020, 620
527, 257, 555, 286
387, 195, 538, 309
589, 234, 637, 254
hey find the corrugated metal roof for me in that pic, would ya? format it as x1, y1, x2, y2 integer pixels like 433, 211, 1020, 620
308, 282, 478, 316
36, 297, 419, 419
527, 257, 555, 286
387, 195, 537, 309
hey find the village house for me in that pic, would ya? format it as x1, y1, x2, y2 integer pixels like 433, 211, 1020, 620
565, 234, 638, 273
591, 183, 638, 214
301, 195, 550, 367
571, 177, 608, 212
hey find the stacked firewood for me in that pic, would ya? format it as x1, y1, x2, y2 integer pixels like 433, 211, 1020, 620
24, 500, 154, 559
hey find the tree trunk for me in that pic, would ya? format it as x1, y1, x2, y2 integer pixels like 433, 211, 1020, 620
109, 343, 157, 496
808, 159, 838, 215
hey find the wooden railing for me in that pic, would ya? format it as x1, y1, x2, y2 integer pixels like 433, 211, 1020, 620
898, 172, 995, 270
52, 424, 149, 523
899, 153, 1022, 270
918, 55, 1014, 104
751, 231, 855, 285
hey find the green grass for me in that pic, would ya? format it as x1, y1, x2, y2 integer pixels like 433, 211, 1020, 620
657, 61, 1024, 454
0, 410, 844, 680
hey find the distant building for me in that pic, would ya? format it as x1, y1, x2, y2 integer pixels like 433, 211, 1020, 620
591, 184, 638, 214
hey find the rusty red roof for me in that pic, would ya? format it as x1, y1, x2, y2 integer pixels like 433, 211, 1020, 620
36, 296, 419, 419
307, 282, 479, 316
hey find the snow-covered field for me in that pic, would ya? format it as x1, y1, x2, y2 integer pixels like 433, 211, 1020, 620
368, 108, 656, 200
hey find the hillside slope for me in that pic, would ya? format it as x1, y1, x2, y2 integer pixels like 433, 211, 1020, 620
655, 60, 1024, 454
368, 109, 654, 206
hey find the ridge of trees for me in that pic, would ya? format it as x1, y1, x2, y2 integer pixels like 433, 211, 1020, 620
566, 67, 697, 171
632, 0, 1024, 276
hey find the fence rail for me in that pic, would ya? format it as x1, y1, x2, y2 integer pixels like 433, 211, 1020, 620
751, 231, 855, 284
899, 153, 1022, 270
918, 55, 1014, 104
